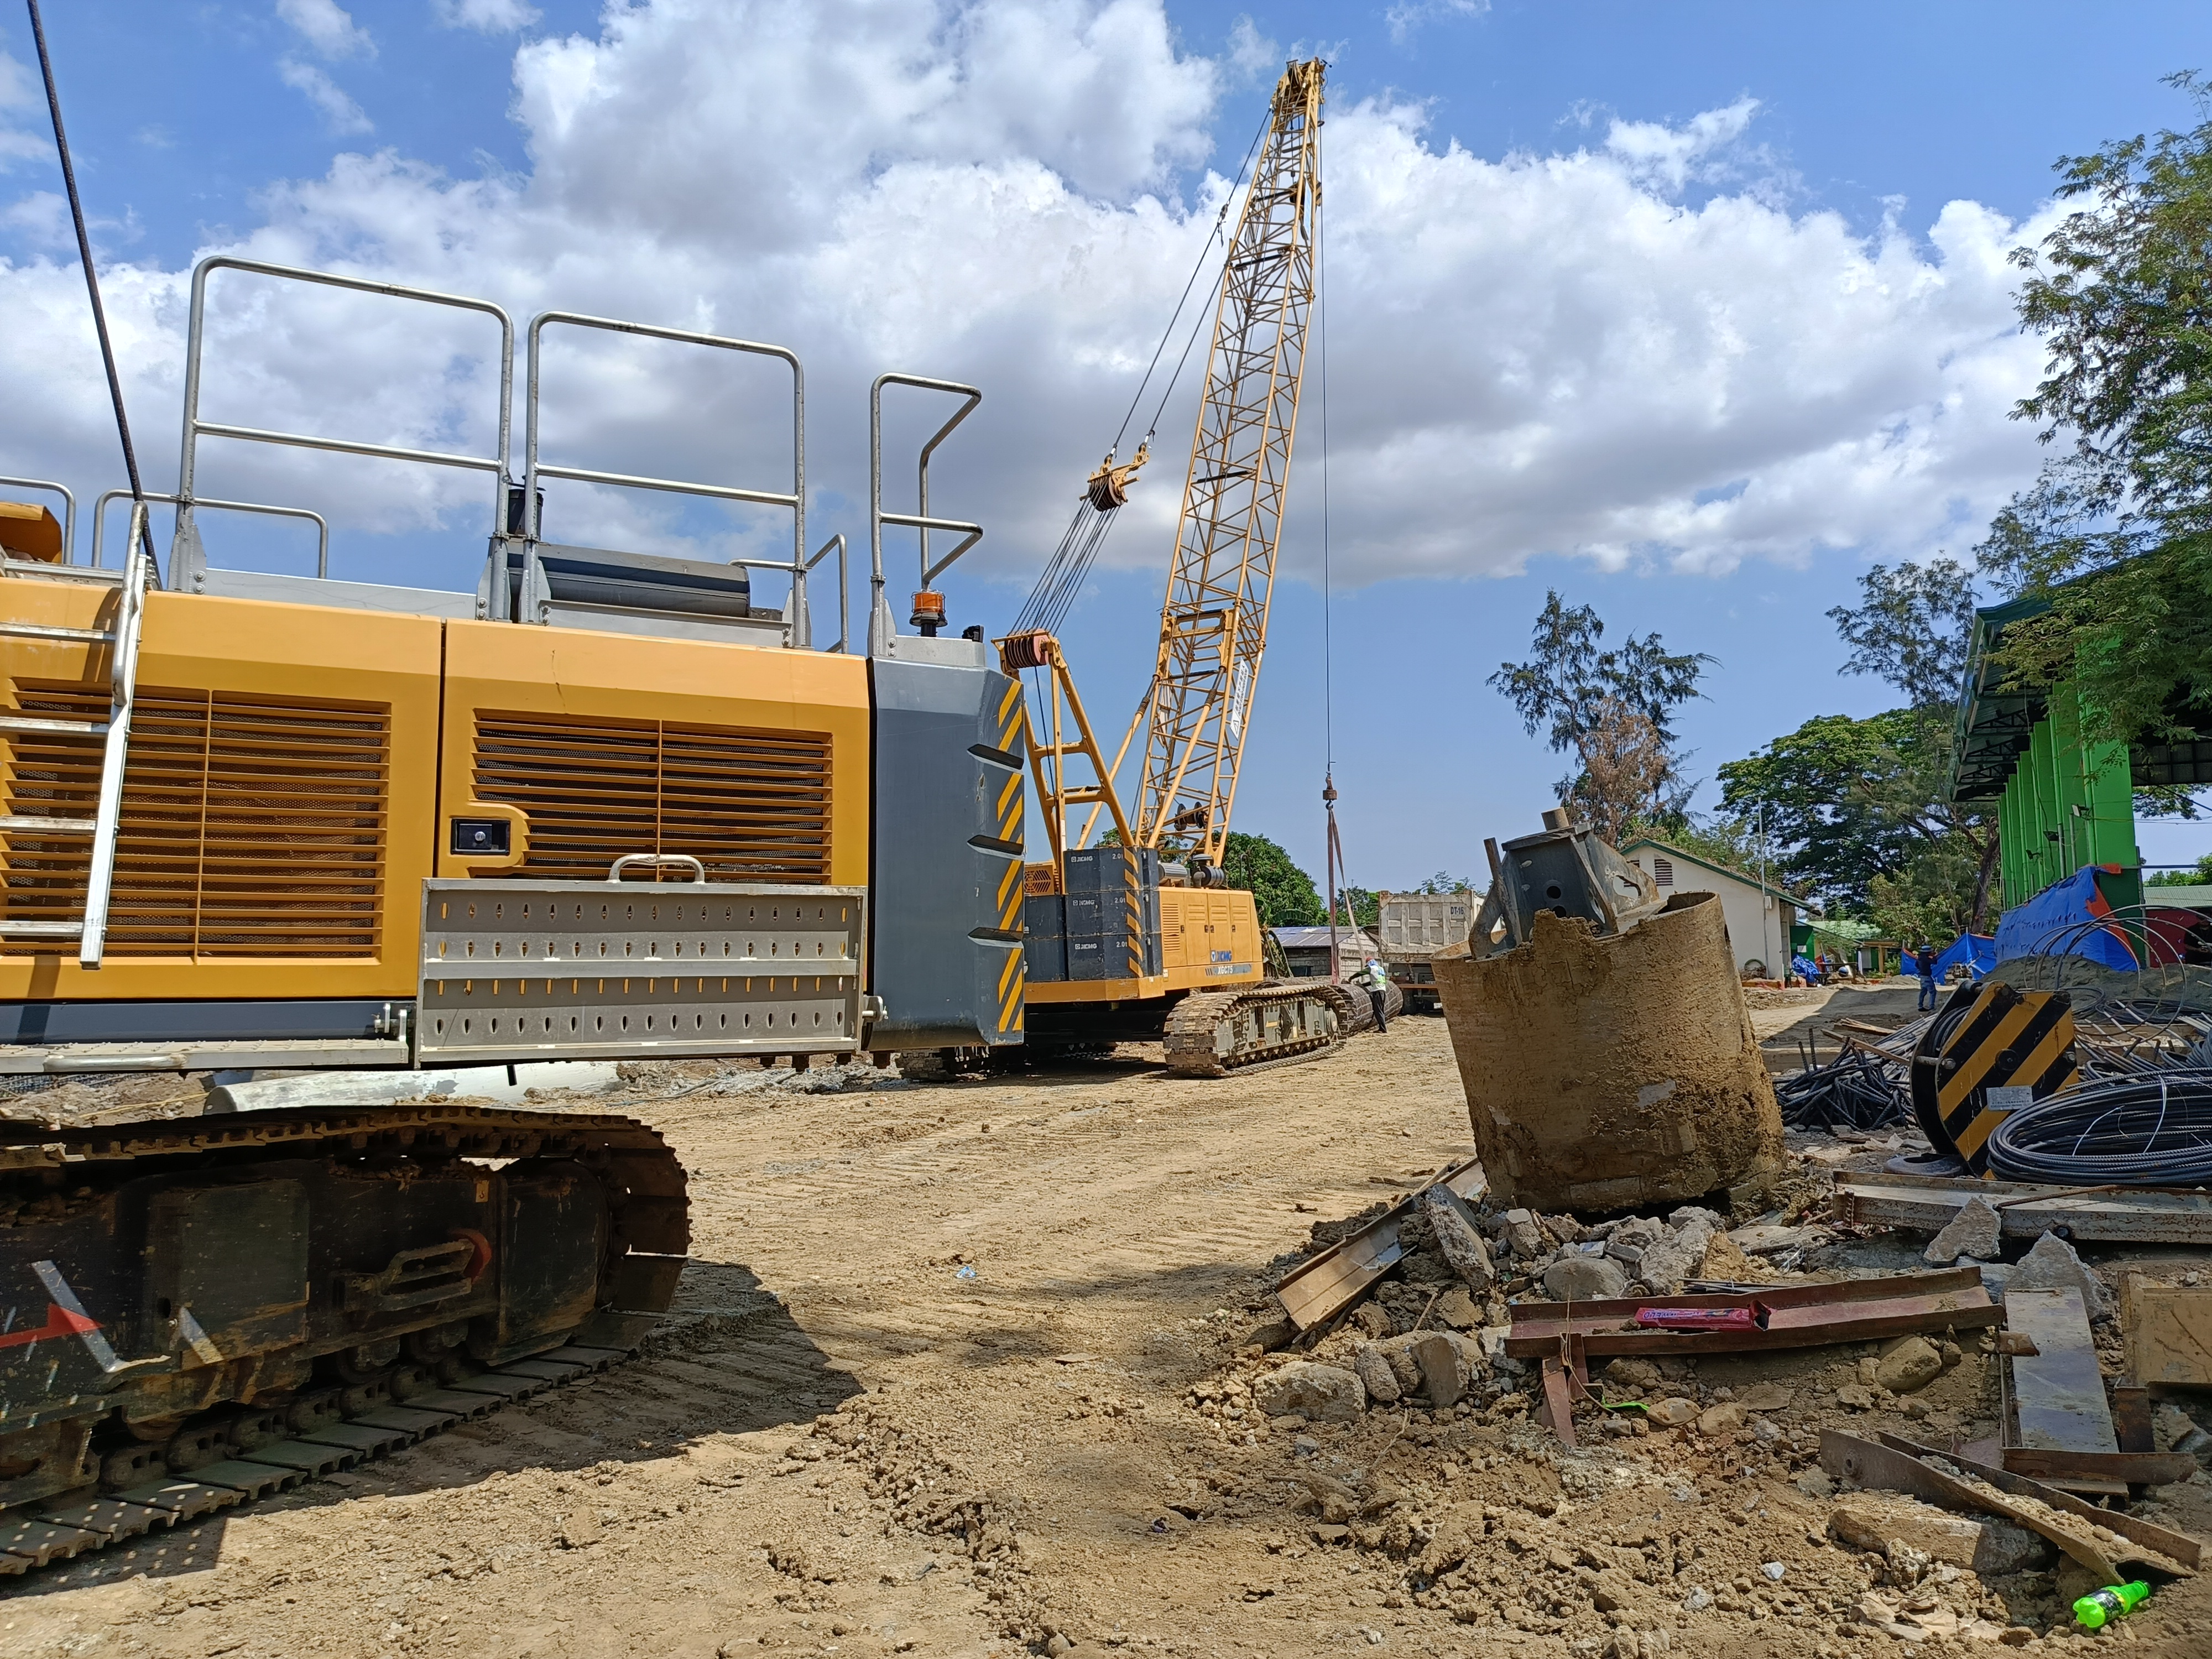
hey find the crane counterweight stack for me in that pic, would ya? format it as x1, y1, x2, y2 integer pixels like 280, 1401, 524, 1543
1000, 59, 1346, 1076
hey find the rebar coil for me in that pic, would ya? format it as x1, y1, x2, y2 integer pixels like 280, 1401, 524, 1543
1984, 1069, 2212, 1186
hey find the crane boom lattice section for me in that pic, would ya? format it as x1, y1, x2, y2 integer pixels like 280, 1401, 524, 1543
1135, 59, 1322, 865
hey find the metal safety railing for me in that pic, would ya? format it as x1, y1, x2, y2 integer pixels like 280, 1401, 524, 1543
174, 255, 514, 588
869, 373, 982, 654
0, 476, 75, 562
520, 312, 811, 641
93, 488, 327, 575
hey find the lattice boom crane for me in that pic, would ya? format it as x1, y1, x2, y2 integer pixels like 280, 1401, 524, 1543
998, 59, 1353, 1076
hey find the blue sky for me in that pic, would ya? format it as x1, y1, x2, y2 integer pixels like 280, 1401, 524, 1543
3, 1, 2208, 886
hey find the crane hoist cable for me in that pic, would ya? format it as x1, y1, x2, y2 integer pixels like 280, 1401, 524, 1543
1013, 109, 1271, 640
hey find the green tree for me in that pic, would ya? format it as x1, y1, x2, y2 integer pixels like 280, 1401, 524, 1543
1717, 711, 1953, 912
1220, 832, 1324, 927
1718, 558, 1998, 928
1974, 76, 2212, 760
2148, 853, 2212, 886
1488, 592, 1713, 833
1413, 871, 1477, 894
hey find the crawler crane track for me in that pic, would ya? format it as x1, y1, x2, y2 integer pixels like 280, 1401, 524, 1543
1162, 982, 1345, 1077
0, 1103, 688, 1578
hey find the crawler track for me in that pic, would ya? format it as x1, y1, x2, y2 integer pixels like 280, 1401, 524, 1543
0, 1102, 687, 1577
1161, 982, 1344, 1077
0, 1338, 637, 1578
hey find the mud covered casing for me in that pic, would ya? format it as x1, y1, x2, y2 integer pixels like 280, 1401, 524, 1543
866, 640, 1025, 1049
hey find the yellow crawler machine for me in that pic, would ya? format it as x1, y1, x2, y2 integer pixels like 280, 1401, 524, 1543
0, 259, 1019, 1551
998, 60, 1345, 1076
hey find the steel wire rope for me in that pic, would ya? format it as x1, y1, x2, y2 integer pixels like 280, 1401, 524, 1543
1013, 110, 1270, 638
25, 0, 158, 571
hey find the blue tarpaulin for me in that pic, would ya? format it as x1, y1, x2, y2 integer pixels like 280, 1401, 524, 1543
1994, 864, 2137, 971
1902, 933, 1997, 982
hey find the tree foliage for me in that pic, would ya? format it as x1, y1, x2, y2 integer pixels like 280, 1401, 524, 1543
1220, 832, 1324, 927
2148, 852, 2212, 886
1720, 559, 1997, 932
1412, 871, 1477, 894
1826, 559, 1981, 711
1974, 76, 2212, 754
1488, 592, 1712, 835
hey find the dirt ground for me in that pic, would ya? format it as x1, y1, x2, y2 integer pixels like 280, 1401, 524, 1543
7, 1009, 2212, 1658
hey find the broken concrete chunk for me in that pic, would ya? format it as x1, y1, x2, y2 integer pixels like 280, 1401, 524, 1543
1739, 1383, 1792, 1412
1409, 1332, 1465, 1408
1500, 1208, 1546, 1260
1922, 1196, 2001, 1264
1424, 1186, 1497, 1292
1667, 1205, 1723, 1233
2009, 1230, 2112, 1319
2154, 1401, 2212, 1458
1606, 1216, 1666, 1262
1634, 1222, 1712, 1297
1254, 1361, 1366, 1422
1352, 1344, 1401, 1406
1645, 1397, 1698, 1428
1695, 1401, 1746, 1438
1828, 1493, 2054, 1576
1542, 1253, 1627, 1303
1835, 1384, 1874, 1410
1874, 1334, 1945, 1395
1433, 1285, 1481, 1330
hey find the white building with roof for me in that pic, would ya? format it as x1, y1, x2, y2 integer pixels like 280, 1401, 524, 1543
1617, 836, 1812, 978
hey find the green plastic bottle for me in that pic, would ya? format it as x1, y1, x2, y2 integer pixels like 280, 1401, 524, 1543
2073, 1580, 2151, 1629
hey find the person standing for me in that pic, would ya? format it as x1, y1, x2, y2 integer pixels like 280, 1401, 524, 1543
1360, 957, 1391, 1033
1917, 942, 1939, 1011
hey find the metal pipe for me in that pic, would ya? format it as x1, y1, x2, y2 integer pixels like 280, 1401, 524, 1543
869, 372, 982, 653
0, 476, 75, 562
806, 533, 848, 653
93, 488, 328, 577
523, 309, 805, 640
177, 255, 514, 587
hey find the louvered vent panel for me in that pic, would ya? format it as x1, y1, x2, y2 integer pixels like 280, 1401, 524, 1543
1, 682, 389, 957
471, 711, 832, 884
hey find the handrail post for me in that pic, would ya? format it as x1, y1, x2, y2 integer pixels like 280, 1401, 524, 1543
869, 372, 983, 653
175, 254, 514, 591
806, 533, 848, 653
521, 310, 805, 637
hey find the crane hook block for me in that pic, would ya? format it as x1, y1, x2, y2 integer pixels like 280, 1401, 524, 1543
1084, 440, 1150, 513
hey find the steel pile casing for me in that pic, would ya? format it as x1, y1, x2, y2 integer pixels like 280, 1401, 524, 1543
1434, 890, 1787, 1213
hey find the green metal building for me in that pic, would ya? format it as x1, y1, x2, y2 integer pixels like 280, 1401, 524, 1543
1952, 583, 2212, 910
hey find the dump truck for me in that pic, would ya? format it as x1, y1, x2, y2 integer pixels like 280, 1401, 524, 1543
1373, 890, 1475, 1013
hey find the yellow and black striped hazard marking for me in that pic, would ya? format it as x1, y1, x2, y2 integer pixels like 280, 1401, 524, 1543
1910, 982, 2077, 1174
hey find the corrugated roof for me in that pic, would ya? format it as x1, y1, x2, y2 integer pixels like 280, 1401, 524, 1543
1271, 927, 1378, 951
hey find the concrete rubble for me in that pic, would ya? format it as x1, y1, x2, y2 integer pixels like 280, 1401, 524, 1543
1242, 1103, 2212, 1650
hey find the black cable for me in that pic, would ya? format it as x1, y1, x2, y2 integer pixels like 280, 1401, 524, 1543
1986, 1070, 2212, 1186
25, 0, 157, 572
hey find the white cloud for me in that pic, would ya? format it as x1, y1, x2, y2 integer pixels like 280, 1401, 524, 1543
276, 0, 375, 59
1385, 0, 1488, 47
0, 0, 2052, 603
278, 58, 373, 135
0, 49, 51, 170
434, 0, 542, 30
